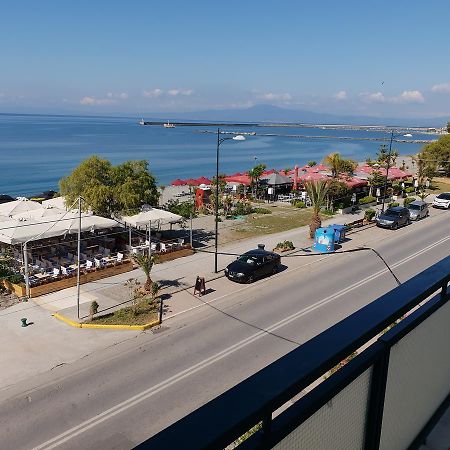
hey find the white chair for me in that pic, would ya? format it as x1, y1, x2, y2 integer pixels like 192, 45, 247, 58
116, 252, 124, 263
52, 267, 60, 277
86, 260, 94, 270
94, 258, 102, 268
177, 238, 184, 247
61, 266, 68, 276
160, 243, 167, 252
151, 242, 157, 252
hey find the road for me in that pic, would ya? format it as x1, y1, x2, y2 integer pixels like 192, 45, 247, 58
0, 209, 449, 450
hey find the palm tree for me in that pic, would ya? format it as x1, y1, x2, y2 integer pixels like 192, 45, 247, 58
305, 180, 330, 238
132, 253, 156, 291
323, 152, 342, 178
247, 163, 266, 197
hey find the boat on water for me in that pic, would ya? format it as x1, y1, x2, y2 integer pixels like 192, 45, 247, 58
139, 118, 145, 125
163, 121, 175, 128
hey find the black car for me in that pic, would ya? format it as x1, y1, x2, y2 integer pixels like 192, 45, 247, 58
225, 247, 281, 283
376, 206, 411, 229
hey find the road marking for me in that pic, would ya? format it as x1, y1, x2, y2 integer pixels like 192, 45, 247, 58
32, 234, 450, 449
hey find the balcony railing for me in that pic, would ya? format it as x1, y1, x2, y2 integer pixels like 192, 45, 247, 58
136, 255, 450, 450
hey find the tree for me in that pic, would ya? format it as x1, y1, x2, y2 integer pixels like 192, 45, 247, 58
305, 180, 330, 238
367, 170, 386, 197
325, 180, 350, 210
59, 156, 159, 216
132, 253, 156, 291
307, 161, 317, 167
323, 152, 357, 178
417, 134, 450, 178
247, 163, 266, 196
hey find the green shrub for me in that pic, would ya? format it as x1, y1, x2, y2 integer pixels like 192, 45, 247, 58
233, 201, 253, 216
321, 209, 335, 216
291, 200, 306, 208
405, 187, 415, 193
8, 274, 24, 284
359, 195, 376, 205
403, 196, 416, 206
364, 209, 376, 221
275, 240, 294, 250
388, 202, 400, 208
252, 207, 272, 214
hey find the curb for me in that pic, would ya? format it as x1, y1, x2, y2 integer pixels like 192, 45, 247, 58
52, 312, 160, 331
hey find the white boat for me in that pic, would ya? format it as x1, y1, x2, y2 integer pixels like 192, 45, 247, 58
139, 118, 145, 125
163, 121, 175, 128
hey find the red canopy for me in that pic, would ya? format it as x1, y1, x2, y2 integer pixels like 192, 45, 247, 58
339, 176, 368, 188
185, 178, 199, 185
225, 175, 251, 186
171, 178, 186, 186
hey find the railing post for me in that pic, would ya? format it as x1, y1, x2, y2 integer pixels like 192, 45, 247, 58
364, 346, 391, 450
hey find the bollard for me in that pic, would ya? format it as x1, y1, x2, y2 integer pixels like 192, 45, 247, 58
21, 318, 28, 327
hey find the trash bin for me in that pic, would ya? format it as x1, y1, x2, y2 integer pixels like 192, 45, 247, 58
313, 227, 335, 253
330, 224, 347, 244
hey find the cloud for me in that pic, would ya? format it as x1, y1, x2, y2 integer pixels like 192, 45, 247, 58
359, 90, 424, 104
143, 88, 163, 98
79, 96, 116, 105
258, 92, 292, 102
431, 83, 450, 93
107, 92, 128, 99
333, 90, 347, 101
395, 90, 424, 103
167, 89, 193, 96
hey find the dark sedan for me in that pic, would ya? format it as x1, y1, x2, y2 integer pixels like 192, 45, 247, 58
225, 248, 281, 283
376, 206, 411, 229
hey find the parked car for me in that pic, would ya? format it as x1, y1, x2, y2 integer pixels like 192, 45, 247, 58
225, 247, 281, 283
376, 206, 411, 230
407, 200, 429, 220
432, 192, 450, 209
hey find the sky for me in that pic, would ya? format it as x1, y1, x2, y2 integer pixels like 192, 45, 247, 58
1, 0, 449, 119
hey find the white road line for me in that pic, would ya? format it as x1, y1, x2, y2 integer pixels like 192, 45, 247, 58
32, 235, 450, 449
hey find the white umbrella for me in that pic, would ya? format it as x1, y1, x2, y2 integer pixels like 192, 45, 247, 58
0, 199, 42, 217
122, 208, 182, 228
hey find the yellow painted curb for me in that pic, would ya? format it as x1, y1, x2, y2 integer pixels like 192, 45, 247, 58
52, 313, 160, 331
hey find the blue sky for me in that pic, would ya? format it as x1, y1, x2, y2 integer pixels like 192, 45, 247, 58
1, 0, 449, 118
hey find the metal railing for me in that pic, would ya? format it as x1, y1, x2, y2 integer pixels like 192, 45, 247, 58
135, 256, 450, 450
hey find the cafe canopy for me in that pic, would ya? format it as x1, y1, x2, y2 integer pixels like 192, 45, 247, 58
122, 208, 182, 229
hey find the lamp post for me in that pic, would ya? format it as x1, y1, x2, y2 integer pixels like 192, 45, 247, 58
214, 129, 246, 273
380, 131, 412, 214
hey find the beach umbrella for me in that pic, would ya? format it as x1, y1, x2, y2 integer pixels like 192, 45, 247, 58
225, 175, 251, 186
171, 178, 186, 186
298, 172, 329, 182
196, 176, 212, 185
185, 178, 199, 186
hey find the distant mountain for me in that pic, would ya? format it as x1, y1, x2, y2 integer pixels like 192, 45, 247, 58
145, 104, 447, 128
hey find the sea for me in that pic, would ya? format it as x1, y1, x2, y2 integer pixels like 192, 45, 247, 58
0, 113, 436, 197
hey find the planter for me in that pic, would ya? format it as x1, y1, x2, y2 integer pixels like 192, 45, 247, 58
359, 201, 376, 209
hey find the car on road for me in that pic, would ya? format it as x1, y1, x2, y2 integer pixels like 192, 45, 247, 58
225, 247, 281, 283
407, 200, 429, 220
376, 206, 411, 230
432, 192, 450, 209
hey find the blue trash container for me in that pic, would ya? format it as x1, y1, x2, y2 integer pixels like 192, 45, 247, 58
331, 224, 347, 243
313, 227, 335, 253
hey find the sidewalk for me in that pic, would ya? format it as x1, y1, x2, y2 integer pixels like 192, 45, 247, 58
44, 209, 368, 322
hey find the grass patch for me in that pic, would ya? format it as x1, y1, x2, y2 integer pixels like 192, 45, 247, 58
90, 299, 159, 325
428, 178, 450, 193
230, 205, 331, 239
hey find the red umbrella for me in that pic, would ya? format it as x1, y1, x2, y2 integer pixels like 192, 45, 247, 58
225, 175, 251, 185
171, 178, 186, 186
298, 172, 329, 182
339, 176, 368, 188
185, 178, 199, 185
196, 176, 212, 185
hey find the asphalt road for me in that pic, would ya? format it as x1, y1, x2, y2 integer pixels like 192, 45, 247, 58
1, 209, 449, 450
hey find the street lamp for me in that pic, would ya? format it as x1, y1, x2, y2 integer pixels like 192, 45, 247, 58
214, 129, 246, 273
380, 130, 413, 214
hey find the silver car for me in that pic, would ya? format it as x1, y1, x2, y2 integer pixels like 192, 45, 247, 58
407, 200, 429, 220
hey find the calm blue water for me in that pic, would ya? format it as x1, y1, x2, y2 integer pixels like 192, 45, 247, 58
0, 114, 434, 196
